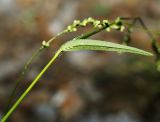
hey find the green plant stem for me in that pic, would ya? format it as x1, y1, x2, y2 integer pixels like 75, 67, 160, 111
78, 26, 107, 39
5, 31, 66, 114
123, 18, 137, 45
121, 17, 160, 71
5, 47, 43, 113
121, 17, 160, 55
1, 49, 62, 122
47, 31, 67, 44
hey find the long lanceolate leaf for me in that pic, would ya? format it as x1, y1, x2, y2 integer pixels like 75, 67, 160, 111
61, 39, 153, 56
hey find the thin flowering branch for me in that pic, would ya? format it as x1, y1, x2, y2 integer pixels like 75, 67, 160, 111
65, 17, 125, 33
121, 17, 159, 53
5, 30, 66, 113
121, 17, 160, 70
122, 18, 136, 45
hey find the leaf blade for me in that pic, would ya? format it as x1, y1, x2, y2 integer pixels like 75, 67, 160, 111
61, 39, 153, 56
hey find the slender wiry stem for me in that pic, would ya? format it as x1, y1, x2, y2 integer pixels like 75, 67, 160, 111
5, 31, 66, 113
121, 17, 160, 55
1, 49, 62, 122
78, 26, 107, 39
121, 17, 160, 71
122, 18, 136, 45
5, 47, 43, 113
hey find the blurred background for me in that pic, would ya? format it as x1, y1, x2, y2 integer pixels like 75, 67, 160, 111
0, 0, 160, 122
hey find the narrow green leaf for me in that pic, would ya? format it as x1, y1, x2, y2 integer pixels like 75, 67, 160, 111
61, 39, 153, 56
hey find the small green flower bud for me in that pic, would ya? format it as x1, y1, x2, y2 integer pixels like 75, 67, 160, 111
115, 17, 123, 27
81, 19, 89, 26
73, 20, 80, 26
87, 17, 94, 23
97, 24, 103, 28
115, 17, 121, 23
93, 20, 101, 28
102, 20, 110, 26
67, 25, 72, 32
72, 27, 77, 32
120, 26, 125, 32
42, 40, 50, 48
105, 27, 111, 32
66, 25, 77, 32
111, 24, 119, 29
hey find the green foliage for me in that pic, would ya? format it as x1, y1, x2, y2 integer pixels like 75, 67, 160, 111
61, 39, 152, 56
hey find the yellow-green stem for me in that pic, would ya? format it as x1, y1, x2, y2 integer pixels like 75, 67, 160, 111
1, 49, 62, 122
5, 31, 66, 113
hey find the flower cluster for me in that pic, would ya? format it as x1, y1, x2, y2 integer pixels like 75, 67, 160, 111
111, 17, 125, 32
65, 17, 125, 32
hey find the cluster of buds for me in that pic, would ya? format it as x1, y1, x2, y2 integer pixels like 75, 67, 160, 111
65, 17, 125, 33
42, 17, 125, 47
110, 17, 125, 32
